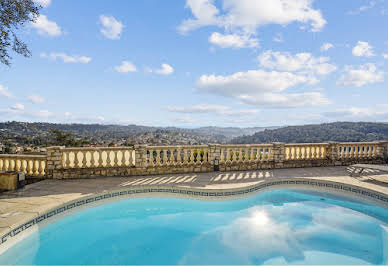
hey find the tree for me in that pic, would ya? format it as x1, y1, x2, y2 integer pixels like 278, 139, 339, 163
0, 0, 41, 66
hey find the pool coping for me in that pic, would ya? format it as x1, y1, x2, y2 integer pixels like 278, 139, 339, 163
1, 176, 388, 254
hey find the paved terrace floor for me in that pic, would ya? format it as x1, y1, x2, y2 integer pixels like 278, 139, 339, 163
1, 166, 388, 238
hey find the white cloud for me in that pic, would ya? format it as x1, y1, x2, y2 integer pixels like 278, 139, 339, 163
11, 103, 25, 111
323, 104, 388, 121
179, 0, 326, 34
383, 53, 388, 59
0, 85, 13, 98
197, 70, 330, 108
320, 42, 333, 51
352, 41, 374, 57
347, 1, 376, 15
258, 50, 337, 76
273, 33, 284, 43
155, 64, 174, 75
114, 61, 137, 73
166, 104, 260, 116
209, 32, 259, 48
99, 15, 124, 40
28, 94, 45, 104
33, 0, 51, 8
40, 52, 91, 63
337, 63, 384, 87
31, 15, 62, 36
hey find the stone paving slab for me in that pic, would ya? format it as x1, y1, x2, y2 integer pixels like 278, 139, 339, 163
0, 166, 387, 231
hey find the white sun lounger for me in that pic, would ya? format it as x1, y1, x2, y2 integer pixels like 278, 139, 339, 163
350, 164, 388, 177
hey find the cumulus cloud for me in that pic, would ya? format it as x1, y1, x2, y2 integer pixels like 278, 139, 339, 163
155, 64, 174, 75
33, 0, 51, 8
352, 41, 374, 57
40, 52, 91, 63
197, 70, 330, 108
166, 104, 260, 115
209, 32, 259, 48
100, 15, 124, 40
114, 61, 137, 73
0, 85, 13, 98
179, 0, 326, 35
258, 50, 337, 76
337, 63, 384, 87
28, 94, 45, 104
31, 15, 62, 36
320, 42, 333, 51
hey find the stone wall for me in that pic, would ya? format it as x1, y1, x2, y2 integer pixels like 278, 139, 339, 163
39, 141, 388, 179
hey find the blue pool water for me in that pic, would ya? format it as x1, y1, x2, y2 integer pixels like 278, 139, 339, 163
0, 189, 387, 265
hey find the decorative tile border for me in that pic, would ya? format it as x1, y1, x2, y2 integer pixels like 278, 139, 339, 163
1, 178, 387, 247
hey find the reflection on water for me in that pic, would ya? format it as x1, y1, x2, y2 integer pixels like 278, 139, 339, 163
0, 189, 387, 265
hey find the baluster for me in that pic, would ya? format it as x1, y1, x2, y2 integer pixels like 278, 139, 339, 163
189, 149, 195, 164
38, 160, 43, 176
25, 160, 31, 175
73, 151, 79, 168
183, 149, 188, 164
368, 145, 373, 157
170, 149, 175, 165
32, 160, 37, 176
20, 159, 26, 173
14, 159, 20, 171
232, 149, 237, 162
64, 152, 70, 168
113, 150, 119, 167
155, 150, 161, 165
299, 147, 304, 160
82, 151, 87, 168
226, 149, 231, 163
97, 150, 103, 167
106, 151, 111, 167
120, 150, 126, 166
250, 148, 255, 162
90, 151, 96, 167
163, 149, 168, 165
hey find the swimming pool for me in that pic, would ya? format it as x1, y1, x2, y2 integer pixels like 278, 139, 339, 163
0, 188, 387, 265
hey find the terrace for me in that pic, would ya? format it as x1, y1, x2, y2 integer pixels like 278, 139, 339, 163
0, 141, 388, 248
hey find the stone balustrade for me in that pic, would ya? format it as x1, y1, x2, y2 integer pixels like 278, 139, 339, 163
285, 143, 328, 160
1, 141, 387, 179
337, 142, 380, 159
61, 147, 135, 169
219, 144, 273, 163
144, 145, 209, 167
0, 154, 46, 177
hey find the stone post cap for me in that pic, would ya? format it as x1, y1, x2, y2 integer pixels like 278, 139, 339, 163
46, 146, 65, 149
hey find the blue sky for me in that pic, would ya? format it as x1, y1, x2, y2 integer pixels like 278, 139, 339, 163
0, 0, 387, 127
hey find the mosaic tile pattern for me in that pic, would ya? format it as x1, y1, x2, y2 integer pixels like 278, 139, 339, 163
1, 178, 387, 246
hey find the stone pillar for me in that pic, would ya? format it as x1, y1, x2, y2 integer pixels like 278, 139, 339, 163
377, 141, 388, 163
272, 142, 285, 168
209, 144, 221, 171
327, 142, 340, 165
46, 146, 64, 178
134, 145, 147, 173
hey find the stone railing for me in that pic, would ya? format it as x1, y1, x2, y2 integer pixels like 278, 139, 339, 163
0, 154, 46, 177
1, 141, 387, 179
61, 147, 135, 169
285, 143, 328, 160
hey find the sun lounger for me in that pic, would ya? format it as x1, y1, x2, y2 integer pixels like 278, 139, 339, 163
350, 164, 388, 177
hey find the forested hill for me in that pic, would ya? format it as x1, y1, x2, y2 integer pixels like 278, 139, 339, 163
230, 122, 388, 144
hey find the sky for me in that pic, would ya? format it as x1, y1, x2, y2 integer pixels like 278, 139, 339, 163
0, 0, 387, 127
